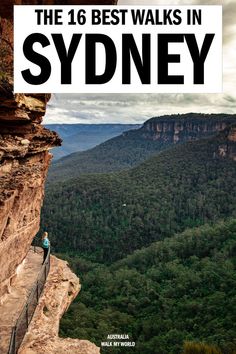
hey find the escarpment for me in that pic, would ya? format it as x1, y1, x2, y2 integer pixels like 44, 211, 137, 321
138, 113, 236, 144
0, 26, 61, 298
0, 84, 61, 302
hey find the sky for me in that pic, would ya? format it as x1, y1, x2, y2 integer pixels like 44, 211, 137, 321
45, 0, 236, 124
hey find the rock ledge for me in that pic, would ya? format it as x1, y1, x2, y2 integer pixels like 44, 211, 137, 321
19, 256, 100, 354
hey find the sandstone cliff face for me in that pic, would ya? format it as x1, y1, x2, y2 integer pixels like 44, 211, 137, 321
19, 256, 100, 354
228, 126, 236, 143
139, 114, 236, 145
0, 85, 61, 301
217, 125, 236, 161
0, 5, 60, 301
0, 0, 116, 352
0, 0, 117, 303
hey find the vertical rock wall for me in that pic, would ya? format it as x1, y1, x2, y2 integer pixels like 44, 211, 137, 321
0, 0, 117, 301
0, 89, 61, 301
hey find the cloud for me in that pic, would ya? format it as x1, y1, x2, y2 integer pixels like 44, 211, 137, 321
44, 92, 236, 124
44, 0, 236, 124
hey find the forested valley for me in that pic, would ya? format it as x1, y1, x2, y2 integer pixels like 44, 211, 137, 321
59, 220, 236, 354
41, 116, 236, 353
47, 113, 236, 183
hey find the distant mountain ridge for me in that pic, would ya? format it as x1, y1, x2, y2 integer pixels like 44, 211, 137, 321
45, 123, 141, 160
47, 113, 236, 183
140, 113, 235, 143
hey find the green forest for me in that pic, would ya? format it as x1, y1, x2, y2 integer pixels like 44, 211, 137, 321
43, 133, 236, 263
59, 220, 236, 354
41, 117, 236, 354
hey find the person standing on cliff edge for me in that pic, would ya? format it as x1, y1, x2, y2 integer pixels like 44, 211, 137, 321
42, 232, 50, 264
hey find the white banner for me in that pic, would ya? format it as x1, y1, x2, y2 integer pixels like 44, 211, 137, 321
14, 5, 222, 93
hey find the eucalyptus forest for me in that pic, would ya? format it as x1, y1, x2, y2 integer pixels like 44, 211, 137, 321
41, 115, 236, 353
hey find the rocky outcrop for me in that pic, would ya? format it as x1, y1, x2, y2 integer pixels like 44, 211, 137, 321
0, 6, 60, 299
228, 126, 236, 143
138, 113, 236, 144
217, 125, 236, 161
0, 88, 61, 301
0, 0, 117, 303
0, 75, 62, 301
19, 256, 100, 354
